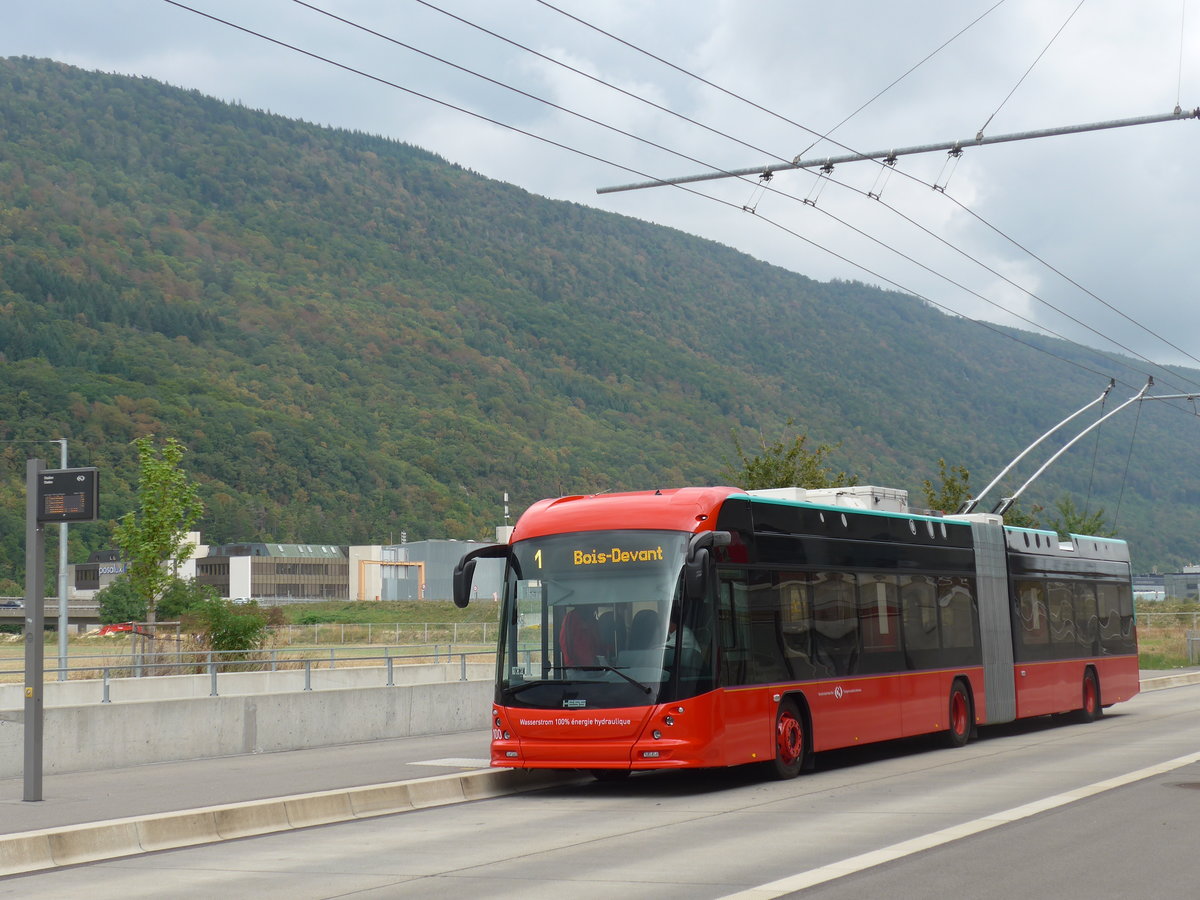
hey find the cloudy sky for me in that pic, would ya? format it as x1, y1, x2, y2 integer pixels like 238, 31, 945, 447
8, 1, 1200, 387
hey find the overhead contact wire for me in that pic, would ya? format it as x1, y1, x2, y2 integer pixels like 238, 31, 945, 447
537, 1, 1200, 374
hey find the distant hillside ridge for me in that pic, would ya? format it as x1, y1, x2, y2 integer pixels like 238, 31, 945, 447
1, 55, 1197, 582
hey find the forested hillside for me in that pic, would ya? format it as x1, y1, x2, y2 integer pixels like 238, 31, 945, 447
2, 56, 1198, 585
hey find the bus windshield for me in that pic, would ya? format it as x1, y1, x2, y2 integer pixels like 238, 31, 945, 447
497, 530, 696, 709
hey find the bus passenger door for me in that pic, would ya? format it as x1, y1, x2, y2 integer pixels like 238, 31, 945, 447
716, 572, 774, 766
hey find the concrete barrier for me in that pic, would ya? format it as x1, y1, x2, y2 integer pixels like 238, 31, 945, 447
212, 799, 292, 840
348, 782, 415, 817
0, 832, 55, 875
0, 678, 494, 778
283, 791, 355, 828
1139, 671, 1200, 691
0, 767, 588, 877
48, 820, 141, 868
137, 811, 221, 852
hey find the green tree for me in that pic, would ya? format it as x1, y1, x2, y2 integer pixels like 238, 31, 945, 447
724, 421, 858, 490
112, 436, 203, 625
98, 574, 215, 624
95, 575, 146, 624
184, 597, 270, 661
921, 459, 971, 513
158, 577, 219, 620
1049, 495, 1116, 539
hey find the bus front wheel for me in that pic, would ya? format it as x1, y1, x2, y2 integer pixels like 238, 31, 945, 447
768, 698, 807, 779
945, 681, 972, 748
1073, 670, 1102, 723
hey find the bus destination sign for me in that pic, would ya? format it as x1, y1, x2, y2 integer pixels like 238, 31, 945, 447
37, 467, 100, 523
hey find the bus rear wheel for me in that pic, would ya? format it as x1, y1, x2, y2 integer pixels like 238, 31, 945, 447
768, 698, 807, 779
945, 681, 972, 748
1073, 670, 1102, 723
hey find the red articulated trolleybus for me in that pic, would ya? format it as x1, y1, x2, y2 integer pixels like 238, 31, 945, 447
453, 484, 1138, 779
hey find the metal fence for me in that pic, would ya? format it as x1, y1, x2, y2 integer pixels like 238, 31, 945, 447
1137, 612, 1200, 628
266, 622, 496, 645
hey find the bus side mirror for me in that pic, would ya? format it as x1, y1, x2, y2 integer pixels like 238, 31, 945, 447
452, 558, 477, 609
685, 548, 710, 600
685, 531, 731, 600
452, 543, 513, 608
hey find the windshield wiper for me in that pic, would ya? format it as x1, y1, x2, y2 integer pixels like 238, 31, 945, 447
552, 664, 652, 694
506, 665, 653, 695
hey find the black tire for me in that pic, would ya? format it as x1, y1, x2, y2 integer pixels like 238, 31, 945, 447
945, 681, 972, 748
767, 698, 807, 779
1073, 669, 1102, 723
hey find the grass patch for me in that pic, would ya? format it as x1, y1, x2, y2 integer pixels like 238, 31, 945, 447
282, 600, 499, 625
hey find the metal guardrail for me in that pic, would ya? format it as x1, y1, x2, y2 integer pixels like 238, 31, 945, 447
0, 647, 497, 703
1189, 631, 1200, 666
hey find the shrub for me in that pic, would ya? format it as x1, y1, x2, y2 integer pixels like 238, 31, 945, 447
183, 597, 270, 661
96, 576, 147, 624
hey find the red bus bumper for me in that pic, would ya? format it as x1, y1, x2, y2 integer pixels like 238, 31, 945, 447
490, 693, 732, 771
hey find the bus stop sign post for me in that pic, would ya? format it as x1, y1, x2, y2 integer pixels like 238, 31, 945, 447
24, 459, 46, 802
24, 462, 99, 801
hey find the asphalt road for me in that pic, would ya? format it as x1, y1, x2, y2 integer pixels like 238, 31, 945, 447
5, 680, 1199, 898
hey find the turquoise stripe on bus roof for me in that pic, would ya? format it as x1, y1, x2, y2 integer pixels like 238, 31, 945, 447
1066, 533, 1129, 546
747, 494, 967, 525
1002, 525, 1060, 536
1002, 524, 1129, 546
747, 495, 1128, 545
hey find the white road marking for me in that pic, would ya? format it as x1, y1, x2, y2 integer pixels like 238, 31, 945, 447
720, 751, 1200, 899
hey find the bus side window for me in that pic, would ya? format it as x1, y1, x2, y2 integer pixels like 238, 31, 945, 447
858, 574, 902, 674
1074, 583, 1099, 654
901, 575, 938, 654
717, 574, 750, 686
859, 574, 900, 652
937, 576, 977, 650
1098, 582, 1136, 655
812, 572, 858, 675
1017, 580, 1050, 649
1047, 580, 1076, 649
748, 574, 790, 683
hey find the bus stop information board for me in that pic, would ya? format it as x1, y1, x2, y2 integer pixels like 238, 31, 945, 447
36, 467, 99, 523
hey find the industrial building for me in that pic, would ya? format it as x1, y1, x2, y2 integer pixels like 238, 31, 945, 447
69, 533, 505, 604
